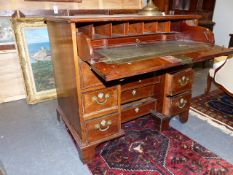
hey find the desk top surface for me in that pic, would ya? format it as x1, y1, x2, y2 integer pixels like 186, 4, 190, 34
46, 14, 201, 23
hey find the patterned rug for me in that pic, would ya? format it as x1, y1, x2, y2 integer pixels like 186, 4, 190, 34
191, 90, 233, 135
87, 115, 233, 175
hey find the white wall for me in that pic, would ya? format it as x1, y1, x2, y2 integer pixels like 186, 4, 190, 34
213, 0, 233, 47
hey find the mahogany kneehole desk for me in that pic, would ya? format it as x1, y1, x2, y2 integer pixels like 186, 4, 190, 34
45, 14, 233, 163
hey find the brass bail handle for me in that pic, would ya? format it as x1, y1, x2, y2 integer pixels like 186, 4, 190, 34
92, 92, 110, 105
177, 98, 187, 109
178, 76, 189, 86
95, 120, 112, 132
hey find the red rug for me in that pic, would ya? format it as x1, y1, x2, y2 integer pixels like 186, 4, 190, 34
191, 90, 233, 134
87, 115, 233, 175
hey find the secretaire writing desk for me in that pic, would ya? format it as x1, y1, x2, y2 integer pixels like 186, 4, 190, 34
45, 14, 233, 163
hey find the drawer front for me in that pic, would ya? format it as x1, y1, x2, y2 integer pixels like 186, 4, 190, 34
82, 87, 118, 119
165, 68, 193, 96
86, 114, 120, 143
163, 91, 191, 116
121, 75, 160, 91
121, 98, 157, 123
121, 85, 156, 104
80, 62, 104, 90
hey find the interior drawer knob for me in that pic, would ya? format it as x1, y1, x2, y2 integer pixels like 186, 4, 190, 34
136, 38, 141, 46
135, 107, 140, 113
177, 98, 187, 109
92, 92, 110, 105
94, 119, 112, 132
178, 76, 189, 86
132, 90, 137, 96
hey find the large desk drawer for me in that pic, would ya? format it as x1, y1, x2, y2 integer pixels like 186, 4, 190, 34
82, 87, 118, 119
121, 85, 158, 104
85, 113, 120, 143
163, 91, 191, 116
165, 68, 193, 96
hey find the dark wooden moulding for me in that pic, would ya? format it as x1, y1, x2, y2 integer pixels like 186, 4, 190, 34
45, 14, 233, 163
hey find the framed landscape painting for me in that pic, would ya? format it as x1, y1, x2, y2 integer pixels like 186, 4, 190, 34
0, 17, 15, 51
12, 18, 56, 104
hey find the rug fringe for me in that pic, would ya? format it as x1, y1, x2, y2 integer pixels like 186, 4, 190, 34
189, 108, 233, 136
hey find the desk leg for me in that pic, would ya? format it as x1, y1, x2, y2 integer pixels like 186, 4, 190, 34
179, 110, 189, 123
205, 74, 212, 95
56, 109, 62, 123
80, 145, 97, 163
151, 111, 172, 131
56, 107, 97, 163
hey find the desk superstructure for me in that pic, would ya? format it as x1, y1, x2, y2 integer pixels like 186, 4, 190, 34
46, 14, 233, 163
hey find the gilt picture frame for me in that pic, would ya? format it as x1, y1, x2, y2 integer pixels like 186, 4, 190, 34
12, 18, 56, 104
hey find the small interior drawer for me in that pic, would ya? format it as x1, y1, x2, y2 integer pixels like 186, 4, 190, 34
163, 91, 191, 116
121, 84, 157, 104
121, 97, 157, 123
85, 113, 120, 143
165, 68, 193, 96
82, 87, 118, 119
121, 74, 160, 91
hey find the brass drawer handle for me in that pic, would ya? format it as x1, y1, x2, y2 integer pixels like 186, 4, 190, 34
135, 107, 140, 113
94, 120, 112, 132
92, 92, 110, 105
177, 98, 187, 109
132, 90, 137, 96
178, 76, 189, 86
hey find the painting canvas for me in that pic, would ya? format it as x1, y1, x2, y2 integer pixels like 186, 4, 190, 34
13, 18, 56, 104
0, 17, 15, 51
24, 27, 55, 92
0, 17, 15, 44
